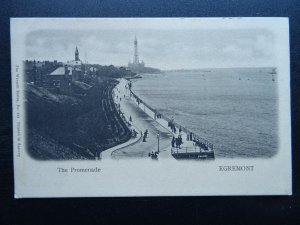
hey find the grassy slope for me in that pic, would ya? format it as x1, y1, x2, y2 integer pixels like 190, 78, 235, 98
26, 80, 131, 160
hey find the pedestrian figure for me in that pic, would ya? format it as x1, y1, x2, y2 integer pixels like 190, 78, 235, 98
129, 116, 132, 122
132, 129, 137, 138
143, 129, 148, 141
171, 136, 175, 147
178, 135, 182, 148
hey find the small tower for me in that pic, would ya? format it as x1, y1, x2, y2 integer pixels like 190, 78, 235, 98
75, 46, 79, 61
134, 36, 139, 64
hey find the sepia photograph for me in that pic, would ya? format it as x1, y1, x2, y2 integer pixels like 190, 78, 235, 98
11, 18, 291, 197
24, 23, 278, 161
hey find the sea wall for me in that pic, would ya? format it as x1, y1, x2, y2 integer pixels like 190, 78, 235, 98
128, 80, 214, 150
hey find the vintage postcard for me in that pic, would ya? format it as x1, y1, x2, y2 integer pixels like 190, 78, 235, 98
11, 18, 291, 197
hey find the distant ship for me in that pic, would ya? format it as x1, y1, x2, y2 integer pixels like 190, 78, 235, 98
270, 68, 277, 81
127, 74, 143, 80
270, 68, 277, 74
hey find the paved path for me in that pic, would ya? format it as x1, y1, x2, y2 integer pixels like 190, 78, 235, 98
100, 130, 142, 159
101, 78, 210, 160
110, 80, 173, 159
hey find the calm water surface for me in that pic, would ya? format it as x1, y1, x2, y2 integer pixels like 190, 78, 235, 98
132, 68, 278, 158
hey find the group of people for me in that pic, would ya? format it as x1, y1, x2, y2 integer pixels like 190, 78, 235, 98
188, 132, 209, 150
193, 139, 209, 150
148, 151, 158, 160
154, 112, 162, 120
168, 120, 184, 134
131, 129, 138, 138
171, 135, 183, 148
168, 121, 177, 133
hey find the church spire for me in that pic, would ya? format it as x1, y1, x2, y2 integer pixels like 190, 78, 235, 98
75, 46, 79, 61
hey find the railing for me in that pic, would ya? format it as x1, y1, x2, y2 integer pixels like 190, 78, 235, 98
171, 146, 213, 155
129, 89, 214, 150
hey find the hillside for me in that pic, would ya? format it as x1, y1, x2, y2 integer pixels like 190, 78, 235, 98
26, 79, 131, 160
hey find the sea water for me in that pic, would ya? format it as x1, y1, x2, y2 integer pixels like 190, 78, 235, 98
132, 68, 278, 158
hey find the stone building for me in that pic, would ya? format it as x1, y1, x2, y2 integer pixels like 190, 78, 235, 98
48, 47, 84, 93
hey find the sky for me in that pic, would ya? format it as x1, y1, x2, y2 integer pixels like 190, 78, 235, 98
25, 28, 276, 70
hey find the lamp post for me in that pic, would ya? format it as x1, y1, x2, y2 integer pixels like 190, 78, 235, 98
157, 132, 160, 153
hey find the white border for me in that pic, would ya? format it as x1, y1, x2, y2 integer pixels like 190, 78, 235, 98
11, 18, 291, 197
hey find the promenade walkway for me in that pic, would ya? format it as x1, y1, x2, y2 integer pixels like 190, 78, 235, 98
101, 78, 213, 160
109, 79, 174, 159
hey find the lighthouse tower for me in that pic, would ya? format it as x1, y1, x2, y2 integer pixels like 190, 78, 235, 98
128, 36, 145, 72
134, 36, 139, 64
